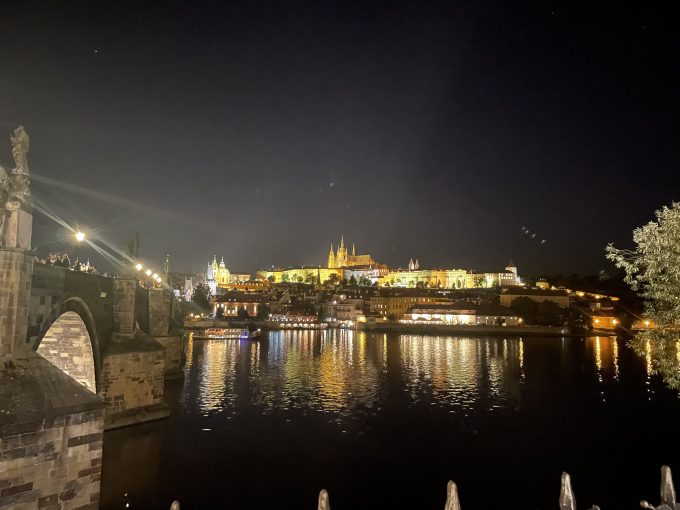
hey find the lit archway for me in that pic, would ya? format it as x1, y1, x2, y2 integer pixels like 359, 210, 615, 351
37, 311, 96, 392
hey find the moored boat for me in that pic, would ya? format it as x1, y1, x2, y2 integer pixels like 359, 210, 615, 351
193, 328, 243, 340
239, 328, 264, 341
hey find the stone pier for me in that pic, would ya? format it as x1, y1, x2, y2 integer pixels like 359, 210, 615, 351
100, 279, 170, 429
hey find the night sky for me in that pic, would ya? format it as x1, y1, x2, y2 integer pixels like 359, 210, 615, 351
0, 1, 678, 276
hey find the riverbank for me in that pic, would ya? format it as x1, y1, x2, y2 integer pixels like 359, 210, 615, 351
183, 319, 266, 329
183, 319, 613, 337
357, 322, 610, 337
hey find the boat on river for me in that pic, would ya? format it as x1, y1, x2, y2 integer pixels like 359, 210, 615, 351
193, 328, 243, 340
239, 328, 264, 341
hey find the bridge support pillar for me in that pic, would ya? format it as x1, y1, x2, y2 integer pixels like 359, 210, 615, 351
148, 288, 184, 380
99, 332, 170, 429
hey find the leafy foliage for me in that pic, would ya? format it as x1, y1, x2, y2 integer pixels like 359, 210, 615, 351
511, 297, 537, 324
192, 282, 211, 311
257, 303, 270, 320
607, 202, 680, 389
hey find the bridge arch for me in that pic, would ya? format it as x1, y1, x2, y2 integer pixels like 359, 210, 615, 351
36, 297, 101, 392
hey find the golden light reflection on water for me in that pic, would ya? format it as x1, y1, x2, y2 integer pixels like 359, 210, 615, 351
183, 332, 646, 417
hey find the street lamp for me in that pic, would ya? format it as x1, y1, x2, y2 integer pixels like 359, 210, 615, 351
145, 269, 152, 276
75, 231, 86, 242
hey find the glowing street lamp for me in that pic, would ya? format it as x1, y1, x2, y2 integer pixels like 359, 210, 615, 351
75, 231, 86, 242
135, 263, 143, 271
145, 269, 152, 276
152, 273, 158, 279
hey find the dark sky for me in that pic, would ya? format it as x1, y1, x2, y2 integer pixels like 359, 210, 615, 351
0, 1, 678, 276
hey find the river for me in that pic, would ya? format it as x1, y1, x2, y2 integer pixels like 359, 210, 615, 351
100, 330, 680, 509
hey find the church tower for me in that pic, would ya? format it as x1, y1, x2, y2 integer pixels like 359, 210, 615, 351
336, 236, 347, 267
211, 255, 218, 279
218, 256, 230, 285
328, 244, 336, 268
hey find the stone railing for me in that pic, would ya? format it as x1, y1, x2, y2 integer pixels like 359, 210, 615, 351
166, 466, 678, 509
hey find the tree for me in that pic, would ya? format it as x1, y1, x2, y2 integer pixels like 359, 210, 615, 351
237, 306, 250, 320
607, 202, 680, 389
192, 282, 211, 311
296, 275, 304, 283
358, 276, 371, 287
326, 273, 339, 286
304, 273, 315, 284
267, 275, 275, 283
257, 303, 270, 320
281, 273, 290, 283
511, 297, 537, 325
535, 300, 564, 326
349, 275, 357, 286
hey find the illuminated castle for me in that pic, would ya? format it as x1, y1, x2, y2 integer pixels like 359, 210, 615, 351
327, 236, 375, 268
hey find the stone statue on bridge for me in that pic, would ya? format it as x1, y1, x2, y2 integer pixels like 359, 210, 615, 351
10, 124, 30, 175
0, 126, 32, 249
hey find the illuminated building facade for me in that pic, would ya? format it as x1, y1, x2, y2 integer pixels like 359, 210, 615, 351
256, 267, 342, 284
370, 291, 451, 319
499, 288, 570, 308
212, 292, 268, 318
256, 238, 521, 290
206, 255, 251, 292
402, 304, 521, 326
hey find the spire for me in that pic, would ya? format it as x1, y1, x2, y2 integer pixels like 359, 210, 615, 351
219, 256, 226, 267
409, 258, 414, 271
352, 243, 355, 257
340, 235, 345, 251
415, 259, 419, 270
328, 244, 336, 268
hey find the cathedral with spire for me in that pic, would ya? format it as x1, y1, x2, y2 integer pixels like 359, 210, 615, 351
327, 236, 376, 268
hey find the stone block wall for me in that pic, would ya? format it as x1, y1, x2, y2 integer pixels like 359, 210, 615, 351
148, 289, 171, 337
0, 410, 104, 510
37, 312, 96, 392
0, 250, 33, 355
98, 341, 167, 428
112, 279, 136, 335
134, 285, 149, 334
154, 335, 184, 379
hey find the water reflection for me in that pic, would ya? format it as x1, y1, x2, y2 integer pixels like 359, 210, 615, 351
103, 331, 680, 510
184, 332, 548, 417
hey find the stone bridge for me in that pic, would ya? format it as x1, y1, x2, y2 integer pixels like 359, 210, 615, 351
0, 126, 184, 509
26, 263, 184, 427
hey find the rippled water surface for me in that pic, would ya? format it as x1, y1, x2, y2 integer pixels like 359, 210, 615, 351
101, 331, 680, 509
